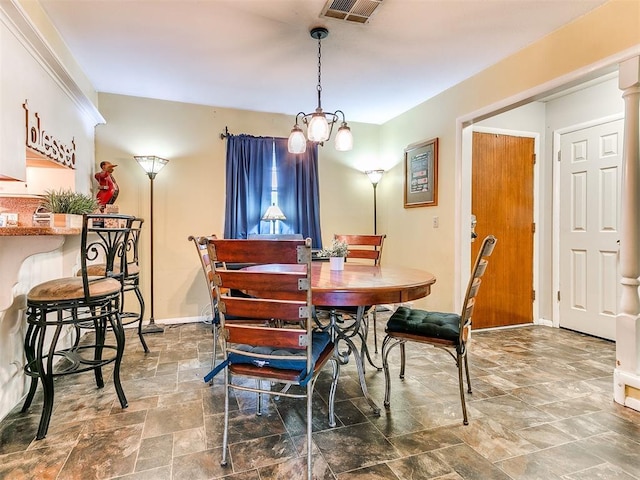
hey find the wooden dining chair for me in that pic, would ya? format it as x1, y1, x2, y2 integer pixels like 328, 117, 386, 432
188, 234, 221, 360
382, 235, 497, 425
204, 238, 339, 479
331, 234, 386, 363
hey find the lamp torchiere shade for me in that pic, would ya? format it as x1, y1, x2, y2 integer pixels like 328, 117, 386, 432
366, 169, 385, 186
134, 155, 169, 179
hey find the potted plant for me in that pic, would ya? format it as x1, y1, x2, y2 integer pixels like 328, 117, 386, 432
317, 239, 349, 271
39, 188, 99, 228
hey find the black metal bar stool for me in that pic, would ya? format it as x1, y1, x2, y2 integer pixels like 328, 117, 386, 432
21, 213, 133, 440
84, 217, 147, 352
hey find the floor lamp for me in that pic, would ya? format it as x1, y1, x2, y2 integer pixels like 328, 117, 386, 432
365, 170, 384, 234
135, 155, 169, 334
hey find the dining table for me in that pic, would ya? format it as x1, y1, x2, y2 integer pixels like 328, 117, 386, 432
242, 261, 436, 414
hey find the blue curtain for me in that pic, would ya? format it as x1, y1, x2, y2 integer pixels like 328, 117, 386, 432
274, 138, 323, 248
224, 134, 322, 248
223, 135, 272, 239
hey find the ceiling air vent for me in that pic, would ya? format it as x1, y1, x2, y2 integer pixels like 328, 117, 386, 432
320, 0, 383, 24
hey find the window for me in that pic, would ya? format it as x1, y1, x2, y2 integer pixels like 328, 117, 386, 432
224, 135, 322, 247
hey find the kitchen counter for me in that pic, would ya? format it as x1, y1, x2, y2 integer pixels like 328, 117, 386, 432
0, 226, 81, 236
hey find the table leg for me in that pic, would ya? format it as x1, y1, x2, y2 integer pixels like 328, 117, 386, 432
329, 310, 381, 415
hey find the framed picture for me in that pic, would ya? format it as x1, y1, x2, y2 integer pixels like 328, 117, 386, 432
404, 137, 439, 208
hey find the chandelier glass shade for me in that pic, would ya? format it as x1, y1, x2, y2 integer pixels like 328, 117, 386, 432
288, 27, 353, 154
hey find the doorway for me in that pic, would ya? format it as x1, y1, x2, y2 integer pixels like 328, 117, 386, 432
471, 131, 535, 328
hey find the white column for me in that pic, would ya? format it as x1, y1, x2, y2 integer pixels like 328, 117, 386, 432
614, 56, 640, 411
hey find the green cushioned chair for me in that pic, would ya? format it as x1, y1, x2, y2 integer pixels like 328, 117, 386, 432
382, 235, 497, 425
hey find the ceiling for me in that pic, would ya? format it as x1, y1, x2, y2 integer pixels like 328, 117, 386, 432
38, 0, 609, 125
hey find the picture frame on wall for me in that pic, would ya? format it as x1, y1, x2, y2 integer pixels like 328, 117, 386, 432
404, 137, 439, 208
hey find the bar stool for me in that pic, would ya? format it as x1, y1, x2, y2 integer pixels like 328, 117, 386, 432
84, 217, 148, 352
21, 213, 132, 439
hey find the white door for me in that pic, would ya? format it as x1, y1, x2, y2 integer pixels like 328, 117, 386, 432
559, 119, 623, 340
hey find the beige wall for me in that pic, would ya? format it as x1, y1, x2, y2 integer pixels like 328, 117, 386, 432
378, 0, 640, 313
96, 94, 382, 321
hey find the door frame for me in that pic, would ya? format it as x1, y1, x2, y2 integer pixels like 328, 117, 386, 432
455, 46, 636, 318
551, 113, 624, 329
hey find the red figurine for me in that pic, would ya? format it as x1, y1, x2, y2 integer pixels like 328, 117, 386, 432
95, 161, 119, 209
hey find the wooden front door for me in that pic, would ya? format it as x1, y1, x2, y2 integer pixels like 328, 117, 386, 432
471, 132, 535, 328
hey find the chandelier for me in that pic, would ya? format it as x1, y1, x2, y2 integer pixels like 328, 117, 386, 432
288, 27, 353, 154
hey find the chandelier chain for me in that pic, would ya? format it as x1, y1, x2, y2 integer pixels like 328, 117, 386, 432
316, 35, 323, 107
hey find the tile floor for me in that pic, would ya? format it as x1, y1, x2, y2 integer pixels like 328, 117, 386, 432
0, 313, 639, 480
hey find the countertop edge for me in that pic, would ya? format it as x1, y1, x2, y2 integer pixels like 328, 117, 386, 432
0, 226, 81, 236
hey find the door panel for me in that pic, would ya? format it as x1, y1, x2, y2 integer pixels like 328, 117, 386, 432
559, 120, 622, 340
472, 132, 534, 328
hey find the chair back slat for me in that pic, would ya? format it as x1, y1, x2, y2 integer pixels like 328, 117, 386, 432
221, 297, 306, 322
209, 239, 308, 265
334, 234, 386, 265
460, 235, 497, 341
215, 270, 306, 294
474, 259, 488, 279
226, 324, 308, 350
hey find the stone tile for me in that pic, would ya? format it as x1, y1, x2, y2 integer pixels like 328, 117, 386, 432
57, 424, 144, 479
174, 426, 207, 456
387, 451, 454, 479
563, 463, 638, 480
0, 446, 68, 479
577, 431, 640, 477
135, 433, 172, 471
229, 433, 298, 471
336, 462, 399, 479
496, 442, 604, 479
449, 417, 538, 462
314, 423, 400, 474
388, 427, 463, 457
515, 423, 574, 449
470, 395, 553, 430
172, 446, 231, 479
141, 399, 204, 438
432, 444, 512, 480
259, 454, 334, 480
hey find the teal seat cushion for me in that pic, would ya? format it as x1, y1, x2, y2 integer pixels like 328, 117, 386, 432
230, 331, 331, 371
387, 306, 460, 342
204, 331, 331, 386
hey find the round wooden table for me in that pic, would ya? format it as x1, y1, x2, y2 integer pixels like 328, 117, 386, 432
243, 262, 436, 413
244, 262, 435, 304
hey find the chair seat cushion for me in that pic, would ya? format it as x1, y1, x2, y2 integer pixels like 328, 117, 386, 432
387, 306, 460, 342
28, 277, 122, 302
228, 330, 332, 379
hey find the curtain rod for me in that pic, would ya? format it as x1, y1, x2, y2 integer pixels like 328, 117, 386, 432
220, 126, 231, 139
